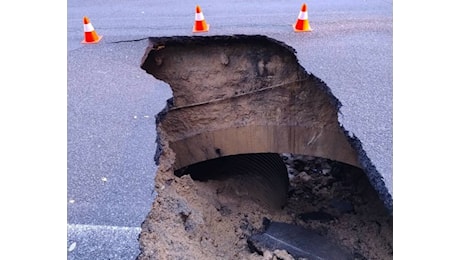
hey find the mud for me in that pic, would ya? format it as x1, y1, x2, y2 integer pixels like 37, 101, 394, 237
137, 35, 392, 259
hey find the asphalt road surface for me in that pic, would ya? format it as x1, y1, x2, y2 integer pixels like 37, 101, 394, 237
67, 0, 392, 258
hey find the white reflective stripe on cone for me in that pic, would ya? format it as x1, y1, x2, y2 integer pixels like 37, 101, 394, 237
84, 23, 95, 32
298, 11, 308, 20
195, 12, 205, 21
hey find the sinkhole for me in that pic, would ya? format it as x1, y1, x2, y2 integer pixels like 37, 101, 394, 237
137, 35, 392, 260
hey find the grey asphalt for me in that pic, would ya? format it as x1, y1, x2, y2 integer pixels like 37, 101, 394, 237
67, 0, 392, 259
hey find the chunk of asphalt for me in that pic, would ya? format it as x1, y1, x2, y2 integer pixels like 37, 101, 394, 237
248, 221, 352, 260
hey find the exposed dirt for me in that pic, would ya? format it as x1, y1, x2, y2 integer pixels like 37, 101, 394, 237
137, 35, 392, 259
137, 152, 392, 260
141, 35, 363, 172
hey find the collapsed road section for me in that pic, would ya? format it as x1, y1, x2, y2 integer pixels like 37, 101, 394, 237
137, 35, 392, 259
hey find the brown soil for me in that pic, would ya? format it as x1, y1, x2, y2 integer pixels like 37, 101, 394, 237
137, 35, 392, 260
137, 152, 392, 260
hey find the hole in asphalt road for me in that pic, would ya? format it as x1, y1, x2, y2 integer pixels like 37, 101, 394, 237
136, 35, 392, 259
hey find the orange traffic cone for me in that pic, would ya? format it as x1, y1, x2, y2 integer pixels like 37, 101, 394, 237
293, 3, 312, 32
82, 16, 103, 44
193, 5, 209, 33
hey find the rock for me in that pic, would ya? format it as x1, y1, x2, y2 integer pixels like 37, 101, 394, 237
298, 171, 311, 182
273, 249, 295, 260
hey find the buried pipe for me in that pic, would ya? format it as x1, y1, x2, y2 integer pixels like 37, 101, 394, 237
175, 153, 290, 210
137, 35, 392, 259
142, 35, 360, 171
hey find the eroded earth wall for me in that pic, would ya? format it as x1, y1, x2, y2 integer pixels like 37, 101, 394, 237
137, 35, 392, 259
141, 35, 360, 170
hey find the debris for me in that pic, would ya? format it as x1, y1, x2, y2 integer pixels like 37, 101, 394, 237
68, 241, 77, 252
248, 221, 352, 260
273, 249, 295, 260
